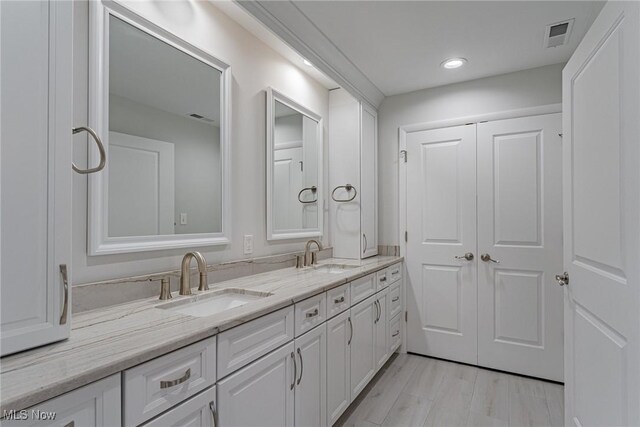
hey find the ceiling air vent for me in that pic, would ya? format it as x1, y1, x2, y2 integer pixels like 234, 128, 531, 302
544, 19, 574, 48
187, 113, 215, 124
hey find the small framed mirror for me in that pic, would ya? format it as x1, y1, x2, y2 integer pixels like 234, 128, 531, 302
266, 88, 323, 240
88, 1, 231, 255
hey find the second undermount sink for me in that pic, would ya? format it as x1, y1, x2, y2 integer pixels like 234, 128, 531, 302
312, 264, 360, 274
157, 288, 272, 318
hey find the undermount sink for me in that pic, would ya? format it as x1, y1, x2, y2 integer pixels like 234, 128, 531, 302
312, 264, 360, 274
157, 288, 272, 318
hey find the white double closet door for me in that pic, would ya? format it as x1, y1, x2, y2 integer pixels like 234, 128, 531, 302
406, 113, 563, 381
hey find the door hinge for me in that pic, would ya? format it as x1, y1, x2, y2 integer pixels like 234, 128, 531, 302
404, 231, 408, 242
405, 311, 408, 322
400, 150, 407, 163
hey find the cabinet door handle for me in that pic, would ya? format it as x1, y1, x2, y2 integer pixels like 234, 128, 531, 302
72, 126, 106, 174
363, 233, 368, 254
348, 317, 353, 345
160, 368, 191, 389
209, 401, 217, 427
374, 300, 380, 323
290, 352, 297, 390
392, 331, 400, 337
59, 264, 69, 325
296, 348, 304, 385
63, 422, 75, 427
392, 296, 400, 303
334, 296, 345, 304
305, 308, 319, 318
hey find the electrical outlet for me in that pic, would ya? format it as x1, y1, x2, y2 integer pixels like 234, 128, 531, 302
243, 234, 253, 255
180, 213, 188, 225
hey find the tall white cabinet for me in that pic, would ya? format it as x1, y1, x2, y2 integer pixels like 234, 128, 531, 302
0, 0, 73, 355
329, 88, 378, 259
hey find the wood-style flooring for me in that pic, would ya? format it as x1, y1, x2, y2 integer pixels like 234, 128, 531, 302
334, 353, 564, 427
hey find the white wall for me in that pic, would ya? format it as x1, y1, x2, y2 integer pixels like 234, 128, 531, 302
378, 63, 563, 245
73, 0, 329, 283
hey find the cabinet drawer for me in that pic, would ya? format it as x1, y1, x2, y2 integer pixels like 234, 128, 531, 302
2, 374, 120, 427
295, 293, 326, 337
350, 274, 376, 305
218, 306, 294, 378
124, 336, 216, 427
389, 313, 401, 353
327, 283, 350, 319
387, 263, 402, 285
141, 386, 215, 427
375, 269, 389, 291
389, 281, 402, 319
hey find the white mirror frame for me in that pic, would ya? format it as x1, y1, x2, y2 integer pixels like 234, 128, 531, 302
266, 87, 323, 241
88, 1, 231, 255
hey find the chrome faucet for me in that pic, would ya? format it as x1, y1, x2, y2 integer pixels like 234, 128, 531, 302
304, 239, 323, 267
180, 251, 208, 295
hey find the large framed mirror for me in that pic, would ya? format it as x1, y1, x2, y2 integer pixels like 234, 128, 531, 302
266, 88, 323, 240
88, 1, 231, 255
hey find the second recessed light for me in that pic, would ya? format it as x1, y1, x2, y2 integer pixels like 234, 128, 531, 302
441, 57, 467, 69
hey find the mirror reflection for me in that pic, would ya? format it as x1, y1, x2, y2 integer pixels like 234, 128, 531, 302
108, 16, 222, 237
271, 100, 320, 235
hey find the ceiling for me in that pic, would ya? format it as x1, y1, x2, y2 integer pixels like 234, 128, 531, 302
293, 1, 604, 96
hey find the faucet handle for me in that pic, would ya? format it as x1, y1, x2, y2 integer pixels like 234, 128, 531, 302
159, 277, 173, 300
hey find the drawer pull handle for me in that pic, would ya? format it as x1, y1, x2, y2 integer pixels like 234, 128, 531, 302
305, 308, 319, 318
392, 269, 400, 275
392, 331, 400, 337
209, 401, 217, 427
334, 296, 345, 304
64, 422, 75, 427
392, 296, 400, 302
160, 368, 191, 389
379, 276, 387, 282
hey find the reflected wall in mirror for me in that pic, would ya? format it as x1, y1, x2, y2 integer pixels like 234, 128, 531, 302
88, 2, 231, 255
267, 88, 323, 240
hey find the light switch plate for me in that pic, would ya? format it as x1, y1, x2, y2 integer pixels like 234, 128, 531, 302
180, 213, 188, 225
243, 235, 253, 254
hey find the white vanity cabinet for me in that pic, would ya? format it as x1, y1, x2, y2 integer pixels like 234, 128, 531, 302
1, 375, 120, 427
329, 88, 378, 259
293, 324, 327, 427
217, 342, 295, 427
326, 310, 352, 425
0, 0, 73, 356
349, 294, 377, 401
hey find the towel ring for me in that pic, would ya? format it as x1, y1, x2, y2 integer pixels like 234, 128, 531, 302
298, 186, 318, 204
72, 126, 106, 174
331, 184, 357, 203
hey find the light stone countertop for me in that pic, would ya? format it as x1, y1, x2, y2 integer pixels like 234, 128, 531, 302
0, 256, 402, 412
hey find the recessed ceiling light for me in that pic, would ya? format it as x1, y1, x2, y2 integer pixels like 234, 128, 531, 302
441, 57, 467, 69
303, 59, 313, 67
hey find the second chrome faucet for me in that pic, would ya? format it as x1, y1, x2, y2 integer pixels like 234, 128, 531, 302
180, 251, 208, 295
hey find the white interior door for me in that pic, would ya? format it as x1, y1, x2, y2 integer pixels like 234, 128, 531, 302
108, 132, 175, 237
477, 114, 563, 381
563, 2, 640, 425
406, 124, 478, 364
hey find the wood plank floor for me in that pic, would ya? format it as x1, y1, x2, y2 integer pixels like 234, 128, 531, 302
334, 353, 564, 427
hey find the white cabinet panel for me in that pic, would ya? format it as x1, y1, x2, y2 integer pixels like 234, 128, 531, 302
374, 289, 389, 370
218, 307, 294, 378
2, 375, 120, 427
326, 283, 350, 319
0, 0, 72, 356
350, 274, 376, 305
386, 264, 402, 286
326, 310, 351, 425
124, 337, 216, 427
388, 281, 402, 320
360, 104, 378, 259
294, 293, 326, 338
294, 325, 326, 427
218, 342, 295, 427
142, 386, 215, 427
349, 295, 376, 401
389, 313, 402, 354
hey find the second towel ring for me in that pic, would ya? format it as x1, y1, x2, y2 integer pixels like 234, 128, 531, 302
298, 186, 318, 204
72, 126, 106, 174
331, 184, 357, 202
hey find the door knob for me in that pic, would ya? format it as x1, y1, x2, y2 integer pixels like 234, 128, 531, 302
454, 252, 474, 261
555, 272, 569, 286
480, 254, 500, 263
